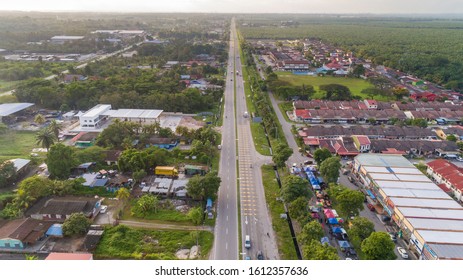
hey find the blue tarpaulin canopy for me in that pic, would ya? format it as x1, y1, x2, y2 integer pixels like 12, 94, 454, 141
338, 240, 350, 248
367, 190, 376, 200
46, 224, 63, 237
332, 227, 344, 234
328, 218, 339, 224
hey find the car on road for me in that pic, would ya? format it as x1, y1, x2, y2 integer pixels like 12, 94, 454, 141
244, 235, 251, 248
397, 247, 409, 259
367, 203, 375, 212
257, 251, 264, 260
100, 205, 108, 214
457, 156, 463, 162
245, 256, 251, 260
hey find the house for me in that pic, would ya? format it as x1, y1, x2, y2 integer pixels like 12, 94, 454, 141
26, 196, 103, 222
352, 135, 371, 152
427, 159, 463, 202
364, 100, 378, 110
283, 60, 310, 71
0, 218, 53, 249
63, 74, 86, 83
104, 150, 122, 166
410, 92, 437, 102
45, 252, 93, 260
435, 126, 463, 141
6, 158, 31, 178
72, 132, 99, 148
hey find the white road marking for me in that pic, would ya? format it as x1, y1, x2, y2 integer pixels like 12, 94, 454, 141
226, 228, 228, 234
227, 216, 229, 221
227, 204, 229, 209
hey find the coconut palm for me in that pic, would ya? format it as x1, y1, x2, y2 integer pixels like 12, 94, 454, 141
48, 120, 63, 139
35, 128, 56, 151
116, 187, 131, 202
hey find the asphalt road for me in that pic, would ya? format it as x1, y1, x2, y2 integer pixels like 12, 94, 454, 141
211, 21, 239, 260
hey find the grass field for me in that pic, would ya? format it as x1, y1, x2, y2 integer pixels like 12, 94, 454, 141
122, 202, 194, 225
261, 164, 298, 259
94, 225, 213, 259
0, 80, 19, 93
0, 131, 38, 162
276, 72, 389, 101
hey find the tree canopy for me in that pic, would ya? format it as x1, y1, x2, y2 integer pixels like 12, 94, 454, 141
62, 213, 91, 237
302, 240, 340, 260
361, 232, 397, 260
46, 143, 76, 179
313, 148, 332, 166
319, 157, 341, 184
281, 175, 311, 203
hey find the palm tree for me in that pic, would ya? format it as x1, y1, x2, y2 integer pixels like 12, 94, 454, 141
116, 187, 131, 202
34, 114, 45, 125
25, 254, 38, 260
35, 128, 56, 151
48, 120, 63, 139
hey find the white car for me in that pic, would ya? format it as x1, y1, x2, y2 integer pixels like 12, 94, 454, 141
397, 247, 409, 259
100, 205, 108, 214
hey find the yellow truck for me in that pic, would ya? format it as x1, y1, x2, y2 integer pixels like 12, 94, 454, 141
155, 166, 178, 178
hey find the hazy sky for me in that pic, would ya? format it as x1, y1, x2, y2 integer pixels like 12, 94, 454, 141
1, 0, 462, 14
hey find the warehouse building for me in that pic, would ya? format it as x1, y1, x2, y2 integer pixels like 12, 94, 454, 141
353, 154, 463, 260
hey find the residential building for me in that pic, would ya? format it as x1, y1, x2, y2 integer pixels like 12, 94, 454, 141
0, 218, 53, 249
26, 197, 104, 222
427, 159, 463, 201
352, 135, 371, 152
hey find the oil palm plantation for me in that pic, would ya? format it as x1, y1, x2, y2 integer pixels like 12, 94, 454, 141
35, 128, 56, 151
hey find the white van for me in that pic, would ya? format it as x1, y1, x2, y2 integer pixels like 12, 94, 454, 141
244, 235, 251, 248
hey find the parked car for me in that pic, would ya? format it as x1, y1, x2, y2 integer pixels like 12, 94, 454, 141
457, 156, 463, 162
257, 251, 264, 260
100, 205, 108, 214
382, 215, 391, 222
397, 247, 409, 259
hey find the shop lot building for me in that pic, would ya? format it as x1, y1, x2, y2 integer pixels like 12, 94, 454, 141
353, 154, 463, 260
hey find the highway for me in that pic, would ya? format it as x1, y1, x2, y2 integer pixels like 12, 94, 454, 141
211, 20, 239, 260
212, 19, 279, 260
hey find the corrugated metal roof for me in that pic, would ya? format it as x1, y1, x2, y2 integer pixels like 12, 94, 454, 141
397, 207, 463, 220
392, 197, 461, 209
382, 188, 450, 199
408, 218, 463, 232
427, 244, 463, 259
0, 103, 34, 116
418, 230, 463, 245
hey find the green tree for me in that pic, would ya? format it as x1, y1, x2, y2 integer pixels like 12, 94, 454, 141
288, 196, 308, 222
352, 64, 365, 78
0, 161, 16, 189
35, 128, 56, 151
319, 157, 341, 184
116, 187, 131, 202
319, 84, 352, 100
46, 143, 75, 179
333, 188, 364, 218
298, 220, 324, 246
392, 86, 409, 100
133, 169, 147, 182
368, 76, 392, 91
446, 134, 457, 142
48, 120, 63, 139
348, 217, 375, 248
272, 143, 293, 168
188, 207, 204, 225
62, 213, 91, 237
281, 175, 310, 203
74, 146, 106, 164
302, 240, 340, 260
361, 232, 397, 260
186, 172, 221, 201
313, 148, 332, 166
